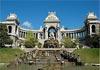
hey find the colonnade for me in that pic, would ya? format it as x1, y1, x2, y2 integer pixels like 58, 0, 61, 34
18, 28, 86, 40
19, 31, 43, 39
61, 30, 86, 39
19, 31, 26, 38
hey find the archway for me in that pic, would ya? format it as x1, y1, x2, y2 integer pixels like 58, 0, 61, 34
48, 27, 57, 39
8, 26, 12, 33
91, 25, 96, 33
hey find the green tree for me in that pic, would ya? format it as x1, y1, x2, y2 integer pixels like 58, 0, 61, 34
24, 31, 37, 48
43, 39, 59, 48
74, 37, 79, 44
63, 36, 73, 48
0, 23, 13, 48
5, 38, 13, 44
86, 34, 100, 48
53, 39, 59, 48
73, 37, 80, 47
38, 42, 42, 48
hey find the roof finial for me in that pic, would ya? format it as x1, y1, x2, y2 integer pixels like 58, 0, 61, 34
48, 12, 56, 15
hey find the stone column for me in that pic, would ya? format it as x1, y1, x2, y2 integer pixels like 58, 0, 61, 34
56, 32, 57, 39
20, 31, 22, 38
74, 32, 75, 39
67, 33, 69, 38
56, 28, 58, 39
82, 32, 84, 37
84, 31, 86, 37
12, 25, 15, 35
78, 32, 79, 38
79, 32, 81, 37
80, 32, 82, 37
83, 31, 84, 37
64, 33, 66, 37
19, 31, 20, 37
76, 32, 77, 38
23, 32, 24, 38
74, 33, 76, 39
38, 33, 40, 39
71, 33, 73, 39
16, 26, 19, 36
45, 28, 48, 39
57, 27, 60, 39
73, 32, 75, 39
22, 32, 23, 38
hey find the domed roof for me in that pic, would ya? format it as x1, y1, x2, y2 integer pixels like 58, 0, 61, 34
44, 12, 60, 23
86, 12, 97, 20
6, 13, 19, 25
7, 13, 17, 20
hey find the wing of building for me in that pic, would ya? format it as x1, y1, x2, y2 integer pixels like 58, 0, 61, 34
0, 12, 100, 48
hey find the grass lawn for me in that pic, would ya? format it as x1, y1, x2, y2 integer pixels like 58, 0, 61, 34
0, 48, 25, 63
73, 48, 100, 63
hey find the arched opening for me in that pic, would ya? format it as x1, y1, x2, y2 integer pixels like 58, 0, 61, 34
48, 27, 57, 39
43, 28, 45, 39
92, 25, 96, 33
36, 33, 38, 39
15, 26, 17, 33
8, 26, 12, 33
62, 33, 64, 39
23, 32, 25, 38
40, 33, 42, 39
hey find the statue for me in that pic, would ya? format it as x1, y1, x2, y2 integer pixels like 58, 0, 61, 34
49, 32, 55, 38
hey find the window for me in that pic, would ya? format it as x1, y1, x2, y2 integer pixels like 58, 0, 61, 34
91, 25, 96, 33
15, 26, 17, 33
8, 26, 12, 33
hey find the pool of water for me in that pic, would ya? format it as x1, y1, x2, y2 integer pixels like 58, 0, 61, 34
0, 64, 100, 70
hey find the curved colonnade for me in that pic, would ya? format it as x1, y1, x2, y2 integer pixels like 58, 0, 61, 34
18, 26, 86, 41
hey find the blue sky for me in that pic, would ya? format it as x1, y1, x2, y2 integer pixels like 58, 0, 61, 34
0, 0, 99, 30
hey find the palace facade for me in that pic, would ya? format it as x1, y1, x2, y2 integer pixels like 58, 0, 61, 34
0, 12, 100, 48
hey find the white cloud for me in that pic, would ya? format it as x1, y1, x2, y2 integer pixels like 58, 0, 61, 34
22, 21, 32, 29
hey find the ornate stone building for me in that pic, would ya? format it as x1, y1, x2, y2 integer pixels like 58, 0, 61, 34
0, 12, 100, 48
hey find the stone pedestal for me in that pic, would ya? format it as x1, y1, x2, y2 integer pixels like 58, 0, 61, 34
61, 44, 65, 51
76, 43, 79, 49
35, 45, 38, 48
